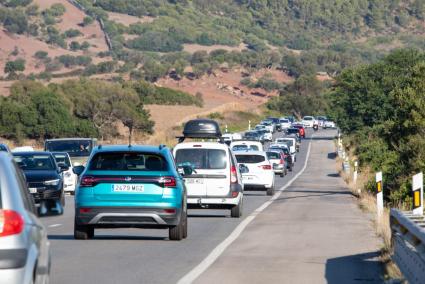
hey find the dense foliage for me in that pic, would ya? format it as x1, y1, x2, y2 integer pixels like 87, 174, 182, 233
329, 49, 425, 207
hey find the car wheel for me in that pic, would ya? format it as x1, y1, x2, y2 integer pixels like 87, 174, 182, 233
169, 212, 184, 241
182, 211, 188, 239
280, 172, 284, 178
289, 165, 293, 172
230, 198, 243, 218
74, 223, 94, 240
60, 192, 65, 207
266, 185, 275, 196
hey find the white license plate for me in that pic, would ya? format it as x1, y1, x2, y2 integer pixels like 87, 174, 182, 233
29, 188, 37, 193
243, 176, 254, 181
185, 178, 204, 184
112, 184, 144, 192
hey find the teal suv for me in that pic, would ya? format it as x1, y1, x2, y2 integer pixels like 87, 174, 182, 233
73, 145, 187, 241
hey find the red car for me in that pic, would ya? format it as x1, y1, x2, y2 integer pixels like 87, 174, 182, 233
293, 124, 306, 138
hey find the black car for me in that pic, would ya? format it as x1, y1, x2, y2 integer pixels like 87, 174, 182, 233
244, 131, 263, 142
0, 143, 10, 152
13, 152, 68, 207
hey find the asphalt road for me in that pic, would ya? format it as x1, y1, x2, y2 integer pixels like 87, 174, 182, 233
41, 129, 382, 283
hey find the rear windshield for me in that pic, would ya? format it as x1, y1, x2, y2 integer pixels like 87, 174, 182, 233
232, 145, 259, 151
280, 119, 289, 123
287, 128, 299, 134
270, 147, 290, 155
245, 132, 259, 138
175, 149, 227, 170
13, 154, 55, 170
235, 155, 265, 164
88, 152, 168, 171
282, 140, 294, 147
267, 152, 280, 159
53, 154, 71, 167
303, 117, 313, 120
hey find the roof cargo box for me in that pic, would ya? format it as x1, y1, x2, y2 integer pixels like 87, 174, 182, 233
182, 119, 222, 139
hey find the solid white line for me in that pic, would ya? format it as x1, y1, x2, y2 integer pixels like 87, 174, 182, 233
177, 138, 313, 284
48, 224, 62, 228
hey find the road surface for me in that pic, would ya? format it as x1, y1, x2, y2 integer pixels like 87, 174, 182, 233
41, 129, 383, 283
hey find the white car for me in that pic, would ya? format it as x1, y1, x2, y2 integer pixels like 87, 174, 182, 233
52, 152, 78, 194
279, 118, 291, 130
11, 146, 35, 153
275, 137, 297, 155
234, 151, 275, 196
257, 129, 272, 142
174, 142, 244, 218
260, 121, 275, 133
267, 151, 287, 177
323, 120, 336, 129
230, 140, 263, 152
221, 133, 233, 144
254, 125, 266, 131
302, 116, 316, 128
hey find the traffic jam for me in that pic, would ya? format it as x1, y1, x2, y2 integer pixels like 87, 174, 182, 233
0, 115, 336, 283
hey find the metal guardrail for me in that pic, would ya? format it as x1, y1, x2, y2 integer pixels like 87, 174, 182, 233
390, 209, 425, 283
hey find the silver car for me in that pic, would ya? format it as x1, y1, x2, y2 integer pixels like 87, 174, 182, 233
0, 152, 50, 284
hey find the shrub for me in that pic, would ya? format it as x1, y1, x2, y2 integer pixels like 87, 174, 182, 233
64, 29, 83, 38
34, 50, 48, 60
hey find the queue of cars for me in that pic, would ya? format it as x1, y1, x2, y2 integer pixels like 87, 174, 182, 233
0, 114, 334, 282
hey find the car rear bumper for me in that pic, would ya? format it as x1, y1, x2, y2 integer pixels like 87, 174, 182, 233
75, 207, 182, 228
187, 193, 242, 209
242, 174, 274, 188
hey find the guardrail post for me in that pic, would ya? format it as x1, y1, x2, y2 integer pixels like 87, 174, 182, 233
248, 120, 251, 130
376, 171, 383, 217
412, 172, 423, 216
225, 124, 228, 133
353, 161, 358, 183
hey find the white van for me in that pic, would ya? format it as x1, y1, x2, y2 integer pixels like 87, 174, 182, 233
230, 140, 263, 152
174, 119, 244, 218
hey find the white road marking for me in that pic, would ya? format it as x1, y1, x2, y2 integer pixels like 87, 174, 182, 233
177, 137, 313, 284
48, 224, 62, 228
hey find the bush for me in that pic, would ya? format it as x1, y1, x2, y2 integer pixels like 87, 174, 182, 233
34, 51, 48, 60
64, 29, 83, 38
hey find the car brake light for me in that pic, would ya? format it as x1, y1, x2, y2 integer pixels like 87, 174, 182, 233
0, 210, 24, 237
231, 191, 239, 198
159, 177, 177, 187
260, 165, 272, 170
280, 158, 284, 164
164, 209, 176, 214
79, 208, 92, 213
230, 165, 238, 184
80, 176, 96, 187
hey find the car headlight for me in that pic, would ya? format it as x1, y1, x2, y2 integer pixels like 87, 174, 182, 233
44, 179, 60, 186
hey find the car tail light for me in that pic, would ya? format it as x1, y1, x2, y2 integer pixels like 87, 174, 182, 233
280, 157, 284, 164
80, 176, 97, 187
163, 209, 176, 214
230, 165, 238, 184
231, 191, 239, 198
159, 177, 177, 187
0, 210, 24, 237
260, 165, 272, 170
79, 208, 92, 213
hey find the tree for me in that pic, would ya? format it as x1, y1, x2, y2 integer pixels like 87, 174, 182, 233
4, 58, 25, 77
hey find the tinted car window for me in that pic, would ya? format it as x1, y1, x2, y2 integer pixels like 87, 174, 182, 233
14, 154, 55, 170
267, 152, 280, 159
283, 140, 294, 147
175, 149, 227, 170
270, 147, 290, 155
45, 140, 93, 157
13, 163, 37, 214
232, 145, 259, 151
0, 144, 8, 152
89, 152, 168, 171
235, 155, 266, 164
287, 128, 299, 135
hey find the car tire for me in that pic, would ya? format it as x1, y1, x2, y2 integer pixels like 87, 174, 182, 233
74, 223, 94, 240
60, 192, 65, 207
266, 185, 275, 196
182, 211, 188, 239
280, 172, 284, 178
231, 198, 243, 218
169, 212, 184, 241
289, 165, 293, 172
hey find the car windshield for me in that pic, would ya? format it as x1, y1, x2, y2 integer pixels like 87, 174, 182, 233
53, 154, 71, 167
89, 152, 168, 171
45, 140, 94, 157
175, 149, 227, 170
232, 145, 259, 151
267, 152, 280, 159
0, 144, 8, 152
235, 154, 265, 164
303, 117, 313, 121
14, 154, 55, 171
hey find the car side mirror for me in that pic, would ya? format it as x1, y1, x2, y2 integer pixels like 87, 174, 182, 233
178, 165, 193, 176
37, 200, 64, 217
58, 164, 69, 172
73, 165, 85, 176
239, 164, 249, 174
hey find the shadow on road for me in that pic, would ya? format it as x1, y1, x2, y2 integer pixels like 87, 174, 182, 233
188, 214, 228, 218
48, 234, 167, 241
327, 173, 340, 178
309, 136, 336, 141
325, 251, 383, 284
327, 152, 337, 159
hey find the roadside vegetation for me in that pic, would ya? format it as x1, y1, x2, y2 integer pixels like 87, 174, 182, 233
328, 49, 425, 208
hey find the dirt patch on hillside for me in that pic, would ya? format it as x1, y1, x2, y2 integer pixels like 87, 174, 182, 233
183, 43, 247, 53
107, 12, 155, 26
33, 0, 109, 54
